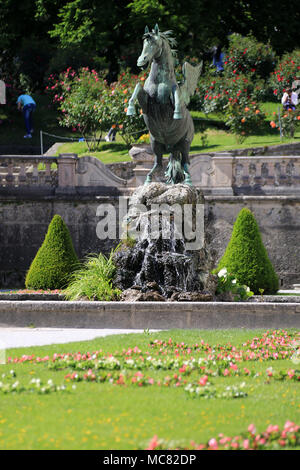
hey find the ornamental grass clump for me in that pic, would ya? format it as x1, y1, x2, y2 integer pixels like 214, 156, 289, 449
25, 215, 79, 290
215, 208, 279, 294
63, 248, 121, 301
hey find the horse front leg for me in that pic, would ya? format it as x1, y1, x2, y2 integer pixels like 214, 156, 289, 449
127, 83, 146, 116
173, 87, 183, 120
145, 138, 164, 185
181, 141, 192, 186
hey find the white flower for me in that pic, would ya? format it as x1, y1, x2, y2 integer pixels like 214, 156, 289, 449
231, 279, 237, 284
218, 268, 227, 278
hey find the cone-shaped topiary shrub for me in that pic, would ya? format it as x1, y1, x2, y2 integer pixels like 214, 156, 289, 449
25, 215, 79, 290
215, 208, 279, 294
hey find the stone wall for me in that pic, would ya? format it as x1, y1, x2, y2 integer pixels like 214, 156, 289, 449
0, 194, 299, 288
0, 196, 120, 287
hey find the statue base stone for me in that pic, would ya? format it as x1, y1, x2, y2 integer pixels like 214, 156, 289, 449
114, 183, 218, 301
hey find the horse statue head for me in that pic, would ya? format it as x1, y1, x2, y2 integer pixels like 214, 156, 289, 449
137, 25, 165, 68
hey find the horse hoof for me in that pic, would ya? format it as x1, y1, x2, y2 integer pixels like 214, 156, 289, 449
173, 112, 182, 120
126, 106, 136, 116
183, 174, 193, 186
144, 175, 152, 185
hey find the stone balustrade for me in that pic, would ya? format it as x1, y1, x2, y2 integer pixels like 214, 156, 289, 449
0, 154, 127, 196
0, 155, 58, 194
129, 145, 300, 195
232, 155, 300, 194
1, 151, 300, 196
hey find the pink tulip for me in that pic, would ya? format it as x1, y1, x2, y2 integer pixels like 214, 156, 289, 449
208, 438, 218, 449
243, 439, 250, 449
248, 424, 256, 434
147, 435, 159, 450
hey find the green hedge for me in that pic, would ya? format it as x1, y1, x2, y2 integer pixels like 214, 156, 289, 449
25, 215, 79, 290
215, 208, 279, 294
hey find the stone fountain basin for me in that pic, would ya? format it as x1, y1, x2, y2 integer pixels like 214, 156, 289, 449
0, 300, 299, 330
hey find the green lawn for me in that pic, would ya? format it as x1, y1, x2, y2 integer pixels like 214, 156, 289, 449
1, 96, 299, 162
0, 328, 299, 450
0, 93, 83, 150
56, 105, 300, 163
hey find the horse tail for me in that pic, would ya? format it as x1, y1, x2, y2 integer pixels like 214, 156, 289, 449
165, 155, 185, 184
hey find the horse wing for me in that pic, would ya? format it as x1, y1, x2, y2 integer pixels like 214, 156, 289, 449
179, 61, 203, 106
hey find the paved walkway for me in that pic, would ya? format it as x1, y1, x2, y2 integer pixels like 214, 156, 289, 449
0, 328, 160, 349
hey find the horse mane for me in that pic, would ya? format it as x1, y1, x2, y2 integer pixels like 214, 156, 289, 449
143, 29, 177, 58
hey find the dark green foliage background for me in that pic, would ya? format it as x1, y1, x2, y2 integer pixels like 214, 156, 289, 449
1, 0, 300, 88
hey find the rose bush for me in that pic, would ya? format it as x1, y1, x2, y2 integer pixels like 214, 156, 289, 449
193, 71, 267, 142
269, 49, 300, 100
57, 68, 111, 150
45, 67, 147, 149
270, 109, 300, 138
101, 69, 146, 147
224, 97, 266, 143
224, 33, 276, 80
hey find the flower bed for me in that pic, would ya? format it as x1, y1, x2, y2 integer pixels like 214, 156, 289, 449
146, 421, 300, 450
1, 329, 299, 449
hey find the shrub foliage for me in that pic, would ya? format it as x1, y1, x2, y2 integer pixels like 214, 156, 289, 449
269, 49, 300, 100
63, 248, 121, 301
215, 208, 279, 294
25, 215, 79, 290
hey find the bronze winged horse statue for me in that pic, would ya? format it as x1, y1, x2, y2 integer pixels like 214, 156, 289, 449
127, 24, 202, 185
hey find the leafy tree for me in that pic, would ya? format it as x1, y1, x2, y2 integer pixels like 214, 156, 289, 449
46, 67, 146, 149
57, 67, 112, 150
1, 0, 300, 92
242, 0, 300, 56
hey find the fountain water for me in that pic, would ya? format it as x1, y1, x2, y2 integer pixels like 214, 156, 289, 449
114, 183, 217, 301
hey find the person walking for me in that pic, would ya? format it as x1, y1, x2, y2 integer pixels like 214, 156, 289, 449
16, 94, 36, 138
105, 124, 117, 142
212, 45, 224, 74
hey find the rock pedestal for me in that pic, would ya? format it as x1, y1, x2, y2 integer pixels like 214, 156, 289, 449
114, 182, 217, 301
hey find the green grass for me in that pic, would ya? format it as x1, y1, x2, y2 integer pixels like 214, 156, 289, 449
56, 104, 300, 163
55, 140, 132, 164
0, 93, 83, 150
0, 329, 299, 450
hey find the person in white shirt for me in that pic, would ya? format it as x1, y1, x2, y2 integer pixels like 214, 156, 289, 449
281, 88, 298, 111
